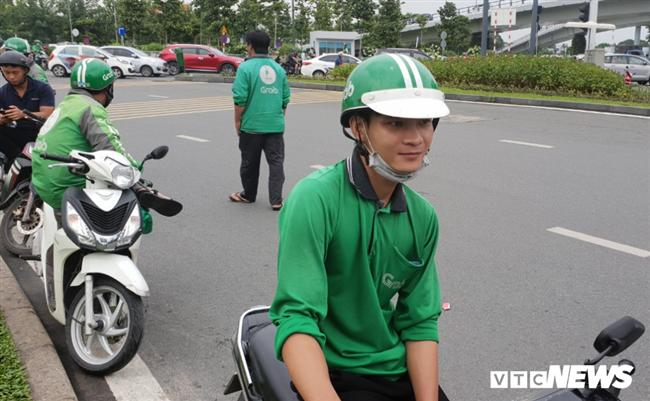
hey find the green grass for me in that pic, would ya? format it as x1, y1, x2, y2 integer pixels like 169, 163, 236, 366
0, 311, 31, 401
287, 77, 650, 109
441, 86, 650, 108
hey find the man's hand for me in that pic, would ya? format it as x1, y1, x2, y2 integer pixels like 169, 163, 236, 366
4, 106, 25, 121
234, 105, 245, 137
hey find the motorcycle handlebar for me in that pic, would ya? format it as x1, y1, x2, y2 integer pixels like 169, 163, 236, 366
22, 110, 46, 125
40, 153, 76, 163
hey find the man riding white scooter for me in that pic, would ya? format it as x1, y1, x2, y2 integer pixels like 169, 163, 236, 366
32, 58, 175, 223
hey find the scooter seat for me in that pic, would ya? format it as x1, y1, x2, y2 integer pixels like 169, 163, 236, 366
248, 321, 300, 401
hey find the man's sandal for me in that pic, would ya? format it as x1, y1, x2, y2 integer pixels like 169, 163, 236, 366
229, 192, 252, 203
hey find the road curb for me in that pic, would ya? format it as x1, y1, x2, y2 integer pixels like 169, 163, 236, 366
0, 259, 78, 401
175, 74, 650, 117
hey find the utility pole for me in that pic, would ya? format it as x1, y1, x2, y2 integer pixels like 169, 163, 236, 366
586, 0, 599, 51
480, 0, 489, 56
529, 0, 539, 54
66, 0, 74, 42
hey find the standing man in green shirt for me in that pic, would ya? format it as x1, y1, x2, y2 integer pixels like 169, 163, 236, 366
270, 54, 450, 401
230, 31, 290, 211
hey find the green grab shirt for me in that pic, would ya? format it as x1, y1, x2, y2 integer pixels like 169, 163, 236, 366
231, 56, 290, 134
270, 148, 442, 379
32, 90, 139, 208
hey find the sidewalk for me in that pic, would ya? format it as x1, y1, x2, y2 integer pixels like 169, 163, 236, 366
0, 258, 77, 401
175, 73, 650, 117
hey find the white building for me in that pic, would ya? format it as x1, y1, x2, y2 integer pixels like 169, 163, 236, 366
308, 31, 363, 57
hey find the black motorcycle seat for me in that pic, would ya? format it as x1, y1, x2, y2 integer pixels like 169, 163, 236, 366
248, 322, 300, 401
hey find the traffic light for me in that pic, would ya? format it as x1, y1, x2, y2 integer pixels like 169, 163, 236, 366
536, 6, 543, 32
577, 2, 590, 36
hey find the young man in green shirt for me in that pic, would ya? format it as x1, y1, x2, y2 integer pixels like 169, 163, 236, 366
270, 54, 450, 401
230, 31, 290, 211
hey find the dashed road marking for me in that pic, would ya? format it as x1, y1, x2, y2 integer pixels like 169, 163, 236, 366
147, 95, 169, 99
310, 164, 326, 169
105, 355, 171, 401
547, 227, 650, 258
177, 134, 210, 143
499, 139, 554, 149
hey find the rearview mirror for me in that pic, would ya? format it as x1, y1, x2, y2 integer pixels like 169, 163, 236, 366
132, 54, 140, 59
142, 145, 169, 163
593, 316, 645, 357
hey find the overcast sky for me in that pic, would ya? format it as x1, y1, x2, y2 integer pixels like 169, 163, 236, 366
399, 0, 648, 44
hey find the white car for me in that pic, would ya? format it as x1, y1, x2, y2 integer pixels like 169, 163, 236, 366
101, 46, 169, 77
300, 53, 361, 78
48, 44, 136, 78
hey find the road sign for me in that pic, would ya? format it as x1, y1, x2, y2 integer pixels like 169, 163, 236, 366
71, 28, 79, 37
490, 8, 516, 27
220, 25, 228, 36
440, 31, 447, 40
440, 39, 447, 52
118, 27, 126, 37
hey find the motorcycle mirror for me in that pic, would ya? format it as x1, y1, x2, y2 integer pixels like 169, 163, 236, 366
593, 316, 645, 357
143, 146, 168, 163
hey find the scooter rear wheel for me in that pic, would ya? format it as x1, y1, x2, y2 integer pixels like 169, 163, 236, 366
0, 195, 37, 256
66, 277, 144, 375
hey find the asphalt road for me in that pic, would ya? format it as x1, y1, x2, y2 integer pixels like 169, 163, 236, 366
4, 74, 649, 401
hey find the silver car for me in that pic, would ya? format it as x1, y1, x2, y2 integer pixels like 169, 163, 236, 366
101, 46, 168, 77
603, 53, 650, 85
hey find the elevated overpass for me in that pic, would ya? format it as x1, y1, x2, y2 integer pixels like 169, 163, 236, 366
400, 0, 650, 52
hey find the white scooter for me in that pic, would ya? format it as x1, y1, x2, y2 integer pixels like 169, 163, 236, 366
29, 145, 181, 374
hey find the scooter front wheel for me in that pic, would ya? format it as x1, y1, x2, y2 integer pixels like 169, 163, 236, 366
66, 277, 144, 375
0, 195, 39, 256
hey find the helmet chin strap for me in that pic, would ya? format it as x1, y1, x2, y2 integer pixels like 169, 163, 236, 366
355, 118, 429, 184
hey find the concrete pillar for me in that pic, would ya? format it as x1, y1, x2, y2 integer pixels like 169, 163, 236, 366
587, 0, 599, 51
634, 26, 641, 46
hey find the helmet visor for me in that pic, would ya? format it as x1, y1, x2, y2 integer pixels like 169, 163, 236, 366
361, 88, 450, 120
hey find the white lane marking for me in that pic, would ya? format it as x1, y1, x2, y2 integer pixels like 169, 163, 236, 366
176, 134, 210, 143
447, 99, 650, 120
105, 355, 171, 401
500, 139, 554, 149
547, 227, 650, 258
310, 164, 326, 169
147, 95, 169, 99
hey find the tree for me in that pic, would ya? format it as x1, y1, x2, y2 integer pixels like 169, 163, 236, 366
117, 0, 150, 45
435, 1, 470, 54
346, 0, 374, 32
313, 0, 333, 31
571, 33, 586, 55
366, 0, 403, 48
415, 14, 428, 48
293, 0, 313, 43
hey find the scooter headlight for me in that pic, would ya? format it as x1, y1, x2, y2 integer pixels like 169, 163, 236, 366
117, 206, 141, 247
65, 202, 96, 247
105, 157, 140, 189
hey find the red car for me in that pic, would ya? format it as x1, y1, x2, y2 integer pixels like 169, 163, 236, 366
159, 44, 243, 75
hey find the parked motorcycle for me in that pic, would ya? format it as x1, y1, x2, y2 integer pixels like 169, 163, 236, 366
0, 109, 46, 256
34, 51, 48, 71
224, 309, 644, 401
25, 145, 182, 374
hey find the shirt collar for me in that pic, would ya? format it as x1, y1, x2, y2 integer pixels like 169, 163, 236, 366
7, 76, 33, 97
346, 146, 407, 213
68, 88, 104, 107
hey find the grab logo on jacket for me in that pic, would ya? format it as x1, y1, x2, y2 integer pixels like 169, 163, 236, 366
259, 65, 276, 85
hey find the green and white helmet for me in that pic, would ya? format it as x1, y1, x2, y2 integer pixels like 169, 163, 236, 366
71, 59, 115, 91
340, 53, 449, 130
2, 37, 30, 55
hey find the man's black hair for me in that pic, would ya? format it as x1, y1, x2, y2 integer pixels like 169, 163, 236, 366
245, 31, 270, 54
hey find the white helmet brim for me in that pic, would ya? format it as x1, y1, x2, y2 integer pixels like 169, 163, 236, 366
361, 88, 450, 120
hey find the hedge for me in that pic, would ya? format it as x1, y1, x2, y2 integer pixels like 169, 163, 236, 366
423, 55, 629, 98
324, 55, 635, 100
